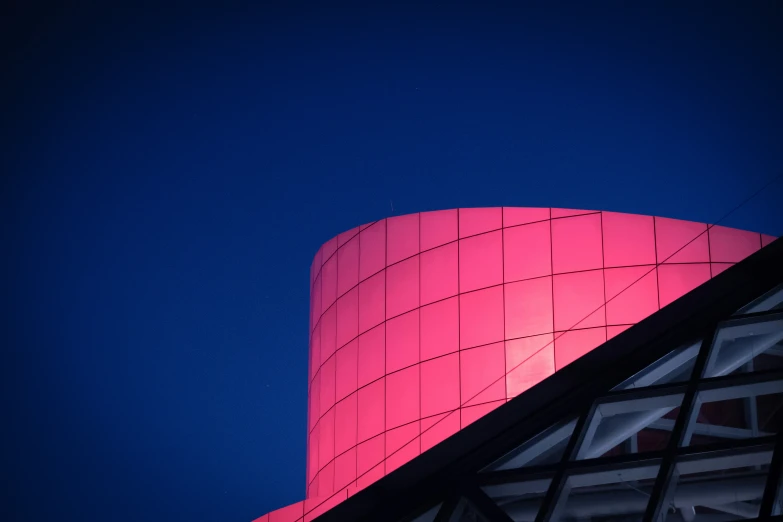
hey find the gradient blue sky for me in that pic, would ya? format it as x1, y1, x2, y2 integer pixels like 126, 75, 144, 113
3, 3, 782, 522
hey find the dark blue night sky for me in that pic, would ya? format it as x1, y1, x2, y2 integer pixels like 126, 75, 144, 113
4, 3, 782, 521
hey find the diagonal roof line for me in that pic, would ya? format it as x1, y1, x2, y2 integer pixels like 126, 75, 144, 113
315, 237, 783, 522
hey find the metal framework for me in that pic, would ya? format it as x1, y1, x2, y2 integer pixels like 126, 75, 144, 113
314, 238, 783, 522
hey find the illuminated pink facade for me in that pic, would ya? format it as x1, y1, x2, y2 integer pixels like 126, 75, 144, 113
254, 207, 775, 522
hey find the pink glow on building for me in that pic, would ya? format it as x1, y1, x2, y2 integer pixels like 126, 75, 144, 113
254, 207, 772, 522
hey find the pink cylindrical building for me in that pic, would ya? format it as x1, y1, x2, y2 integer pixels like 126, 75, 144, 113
255, 207, 774, 522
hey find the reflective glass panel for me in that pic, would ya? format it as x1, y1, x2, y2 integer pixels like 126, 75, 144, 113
485, 419, 577, 471
482, 477, 552, 521
704, 313, 783, 378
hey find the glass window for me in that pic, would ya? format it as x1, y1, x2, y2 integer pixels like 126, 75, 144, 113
322, 254, 338, 311
386, 422, 420, 473
552, 462, 660, 522
319, 407, 335, 468
356, 433, 384, 476
481, 477, 552, 521
334, 392, 357, 455
576, 392, 683, 460
703, 312, 783, 378
486, 419, 577, 471
551, 208, 594, 218
735, 284, 783, 315
461, 400, 505, 429
335, 339, 358, 402
661, 447, 773, 521
358, 379, 385, 442
503, 206, 550, 227
684, 379, 783, 446
615, 341, 699, 390
334, 448, 357, 491
320, 305, 337, 362
320, 355, 336, 414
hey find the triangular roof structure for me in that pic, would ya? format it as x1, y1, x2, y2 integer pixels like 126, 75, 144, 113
314, 237, 783, 522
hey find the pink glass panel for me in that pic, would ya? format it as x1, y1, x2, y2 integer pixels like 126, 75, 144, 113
459, 230, 503, 293
602, 212, 656, 267
321, 255, 338, 311
310, 322, 321, 381
711, 263, 734, 277
553, 270, 606, 331
506, 344, 555, 398
319, 461, 334, 497
254, 513, 270, 522
334, 393, 357, 455
386, 436, 420, 474
386, 310, 419, 373
420, 297, 459, 361
304, 491, 348, 522
338, 226, 360, 247
604, 266, 659, 325
356, 462, 384, 491
387, 214, 419, 265
322, 237, 338, 262
554, 327, 607, 370
551, 213, 603, 273
421, 410, 460, 452
654, 217, 709, 263
356, 434, 384, 476
308, 423, 319, 481
312, 245, 323, 282
269, 501, 304, 522
504, 221, 551, 282
459, 207, 502, 238
309, 474, 318, 499
420, 209, 458, 251
505, 277, 554, 339
607, 324, 632, 340
320, 305, 336, 362
357, 324, 384, 388
358, 271, 384, 334
357, 379, 384, 442
359, 220, 386, 281
335, 340, 358, 402
320, 355, 336, 419
334, 449, 356, 491
551, 208, 594, 218
420, 242, 458, 305
709, 226, 760, 263
461, 400, 504, 428
386, 255, 419, 318
762, 234, 777, 247
460, 286, 504, 349
337, 235, 359, 297
311, 272, 322, 332
318, 407, 334, 468
309, 373, 320, 429
336, 287, 358, 349
386, 421, 419, 457
386, 365, 419, 429
503, 207, 550, 227
420, 353, 460, 417
460, 342, 506, 406
658, 264, 711, 308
